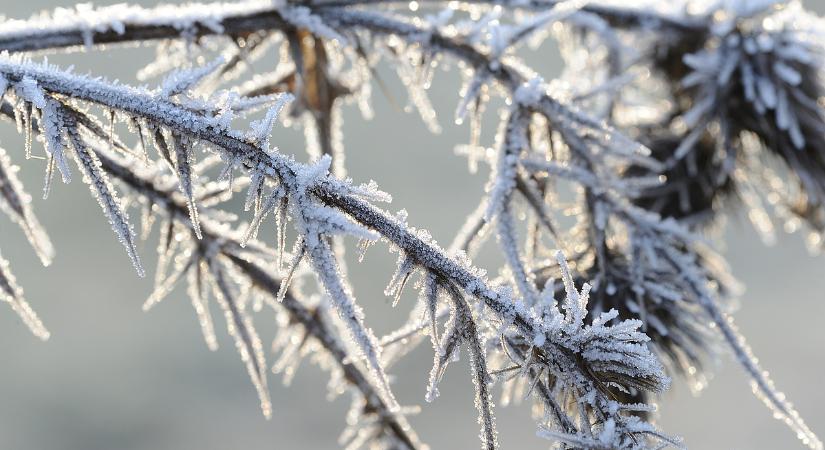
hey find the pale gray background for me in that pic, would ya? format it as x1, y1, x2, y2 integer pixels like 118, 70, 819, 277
0, 1, 823, 449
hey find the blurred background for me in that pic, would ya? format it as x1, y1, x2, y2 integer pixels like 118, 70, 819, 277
0, 1, 824, 449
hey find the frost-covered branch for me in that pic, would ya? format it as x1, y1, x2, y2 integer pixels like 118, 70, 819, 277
0, 0, 703, 54
1, 0, 824, 448
0, 52, 678, 448
0, 145, 52, 339
0, 100, 422, 449
0, 1, 289, 53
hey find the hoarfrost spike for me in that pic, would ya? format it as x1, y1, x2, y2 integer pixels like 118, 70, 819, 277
0, 146, 54, 265
64, 111, 144, 277
171, 132, 202, 239
0, 250, 49, 340
208, 258, 272, 419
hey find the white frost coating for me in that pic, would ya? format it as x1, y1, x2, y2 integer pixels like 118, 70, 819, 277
0, 1, 274, 46
465, 313, 498, 450
208, 257, 272, 419
276, 238, 305, 303
496, 203, 539, 305
0, 43, 684, 450
483, 108, 542, 307
15, 77, 47, 109
472, 0, 588, 61
82, 147, 423, 448
391, 49, 442, 134
64, 111, 145, 277
242, 185, 286, 246
249, 92, 293, 151
0, 2, 823, 447
170, 132, 202, 240
680, 0, 824, 151
0, 146, 54, 266
0, 250, 50, 340
306, 236, 400, 413
143, 249, 195, 312
527, 253, 676, 449
39, 98, 72, 185
664, 16, 825, 444
278, 5, 349, 44
669, 245, 824, 450
555, 251, 586, 326
266, 153, 399, 413
384, 252, 416, 307
160, 57, 225, 98
513, 76, 545, 106
187, 260, 219, 352
425, 295, 461, 403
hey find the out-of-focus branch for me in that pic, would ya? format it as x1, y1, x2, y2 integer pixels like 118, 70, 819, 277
0, 0, 704, 54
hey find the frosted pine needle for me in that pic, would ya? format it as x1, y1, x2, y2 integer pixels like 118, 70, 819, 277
0, 146, 54, 265
63, 111, 144, 277
208, 256, 272, 419
171, 132, 202, 239
0, 250, 49, 340
187, 259, 219, 352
